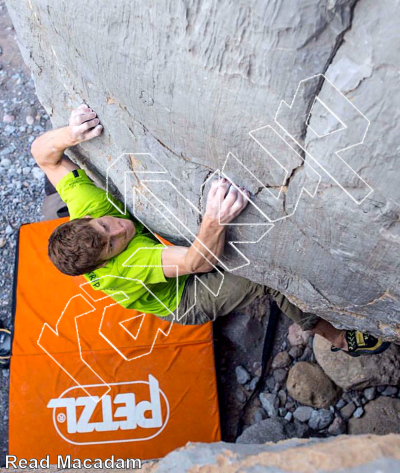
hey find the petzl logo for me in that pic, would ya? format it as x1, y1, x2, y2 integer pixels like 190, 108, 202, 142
47, 375, 169, 445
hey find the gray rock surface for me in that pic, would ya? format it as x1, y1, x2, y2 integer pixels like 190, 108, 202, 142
235, 419, 286, 444
236, 418, 309, 444
6, 0, 400, 340
349, 397, 400, 435
313, 334, 400, 391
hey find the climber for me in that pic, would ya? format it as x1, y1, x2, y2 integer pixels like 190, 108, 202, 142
30, 104, 390, 357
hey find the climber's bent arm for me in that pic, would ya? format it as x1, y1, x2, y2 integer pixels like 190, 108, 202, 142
31, 105, 102, 188
161, 214, 226, 277
31, 126, 80, 188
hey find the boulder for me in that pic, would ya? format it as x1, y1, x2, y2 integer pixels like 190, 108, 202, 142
148, 435, 400, 472
7, 0, 400, 341
313, 335, 400, 391
349, 397, 400, 435
286, 362, 341, 408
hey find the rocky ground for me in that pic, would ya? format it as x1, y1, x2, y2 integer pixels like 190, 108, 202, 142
0, 0, 49, 327
1, 0, 400, 468
213, 282, 400, 443
0, 0, 50, 464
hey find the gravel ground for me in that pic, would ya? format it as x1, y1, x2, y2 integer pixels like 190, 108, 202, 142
0, 1, 50, 329
0, 1, 50, 464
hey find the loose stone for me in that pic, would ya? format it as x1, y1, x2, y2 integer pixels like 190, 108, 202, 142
308, 409, 334, 430
381, 386, 397, 397
284, 412, 293, 422
328, 416, 346, 436
2, 114, 15, 123
353, 407, 364, 418
235, 365, 251, 385
273, 368, 288, 384
249, 376, 260, 391
293, 406, 314, 423
25, 115, 35, 125
363, 387, 376, 401
272, 351, 292, 369
259, 393, 279, 417
236, 388, 247, 403
340, 402, 356, 420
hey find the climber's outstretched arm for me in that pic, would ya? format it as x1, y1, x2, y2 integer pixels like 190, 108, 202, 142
31, 104, 103, 188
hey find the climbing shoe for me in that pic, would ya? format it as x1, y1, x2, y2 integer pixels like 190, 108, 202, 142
0, 328, 11, 369
331, 330, 391, 357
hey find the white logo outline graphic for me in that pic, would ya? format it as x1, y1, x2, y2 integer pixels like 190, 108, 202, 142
274, 73, 372, 205
38, 73, 373, 397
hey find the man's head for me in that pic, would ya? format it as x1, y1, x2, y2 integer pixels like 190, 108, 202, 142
48, 215, 136, 276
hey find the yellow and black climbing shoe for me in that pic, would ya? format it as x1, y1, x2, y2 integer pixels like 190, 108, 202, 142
0, 328, 11, 369
331, 330, 391, 357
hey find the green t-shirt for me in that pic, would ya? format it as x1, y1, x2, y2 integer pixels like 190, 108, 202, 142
56, 169, 190, 316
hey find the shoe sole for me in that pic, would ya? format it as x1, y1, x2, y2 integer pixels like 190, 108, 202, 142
346, 341, 391, 357
331, 341, 391, 357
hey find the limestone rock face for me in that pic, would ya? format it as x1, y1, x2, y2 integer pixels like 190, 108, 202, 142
348, 397, 400, 436
313, 334, 400, 391
6, 0, 400, 340
151, 435, 398, 472
286, 361, 341, 408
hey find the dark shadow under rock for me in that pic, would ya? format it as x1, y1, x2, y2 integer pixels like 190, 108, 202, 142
213, 293, 292, 441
